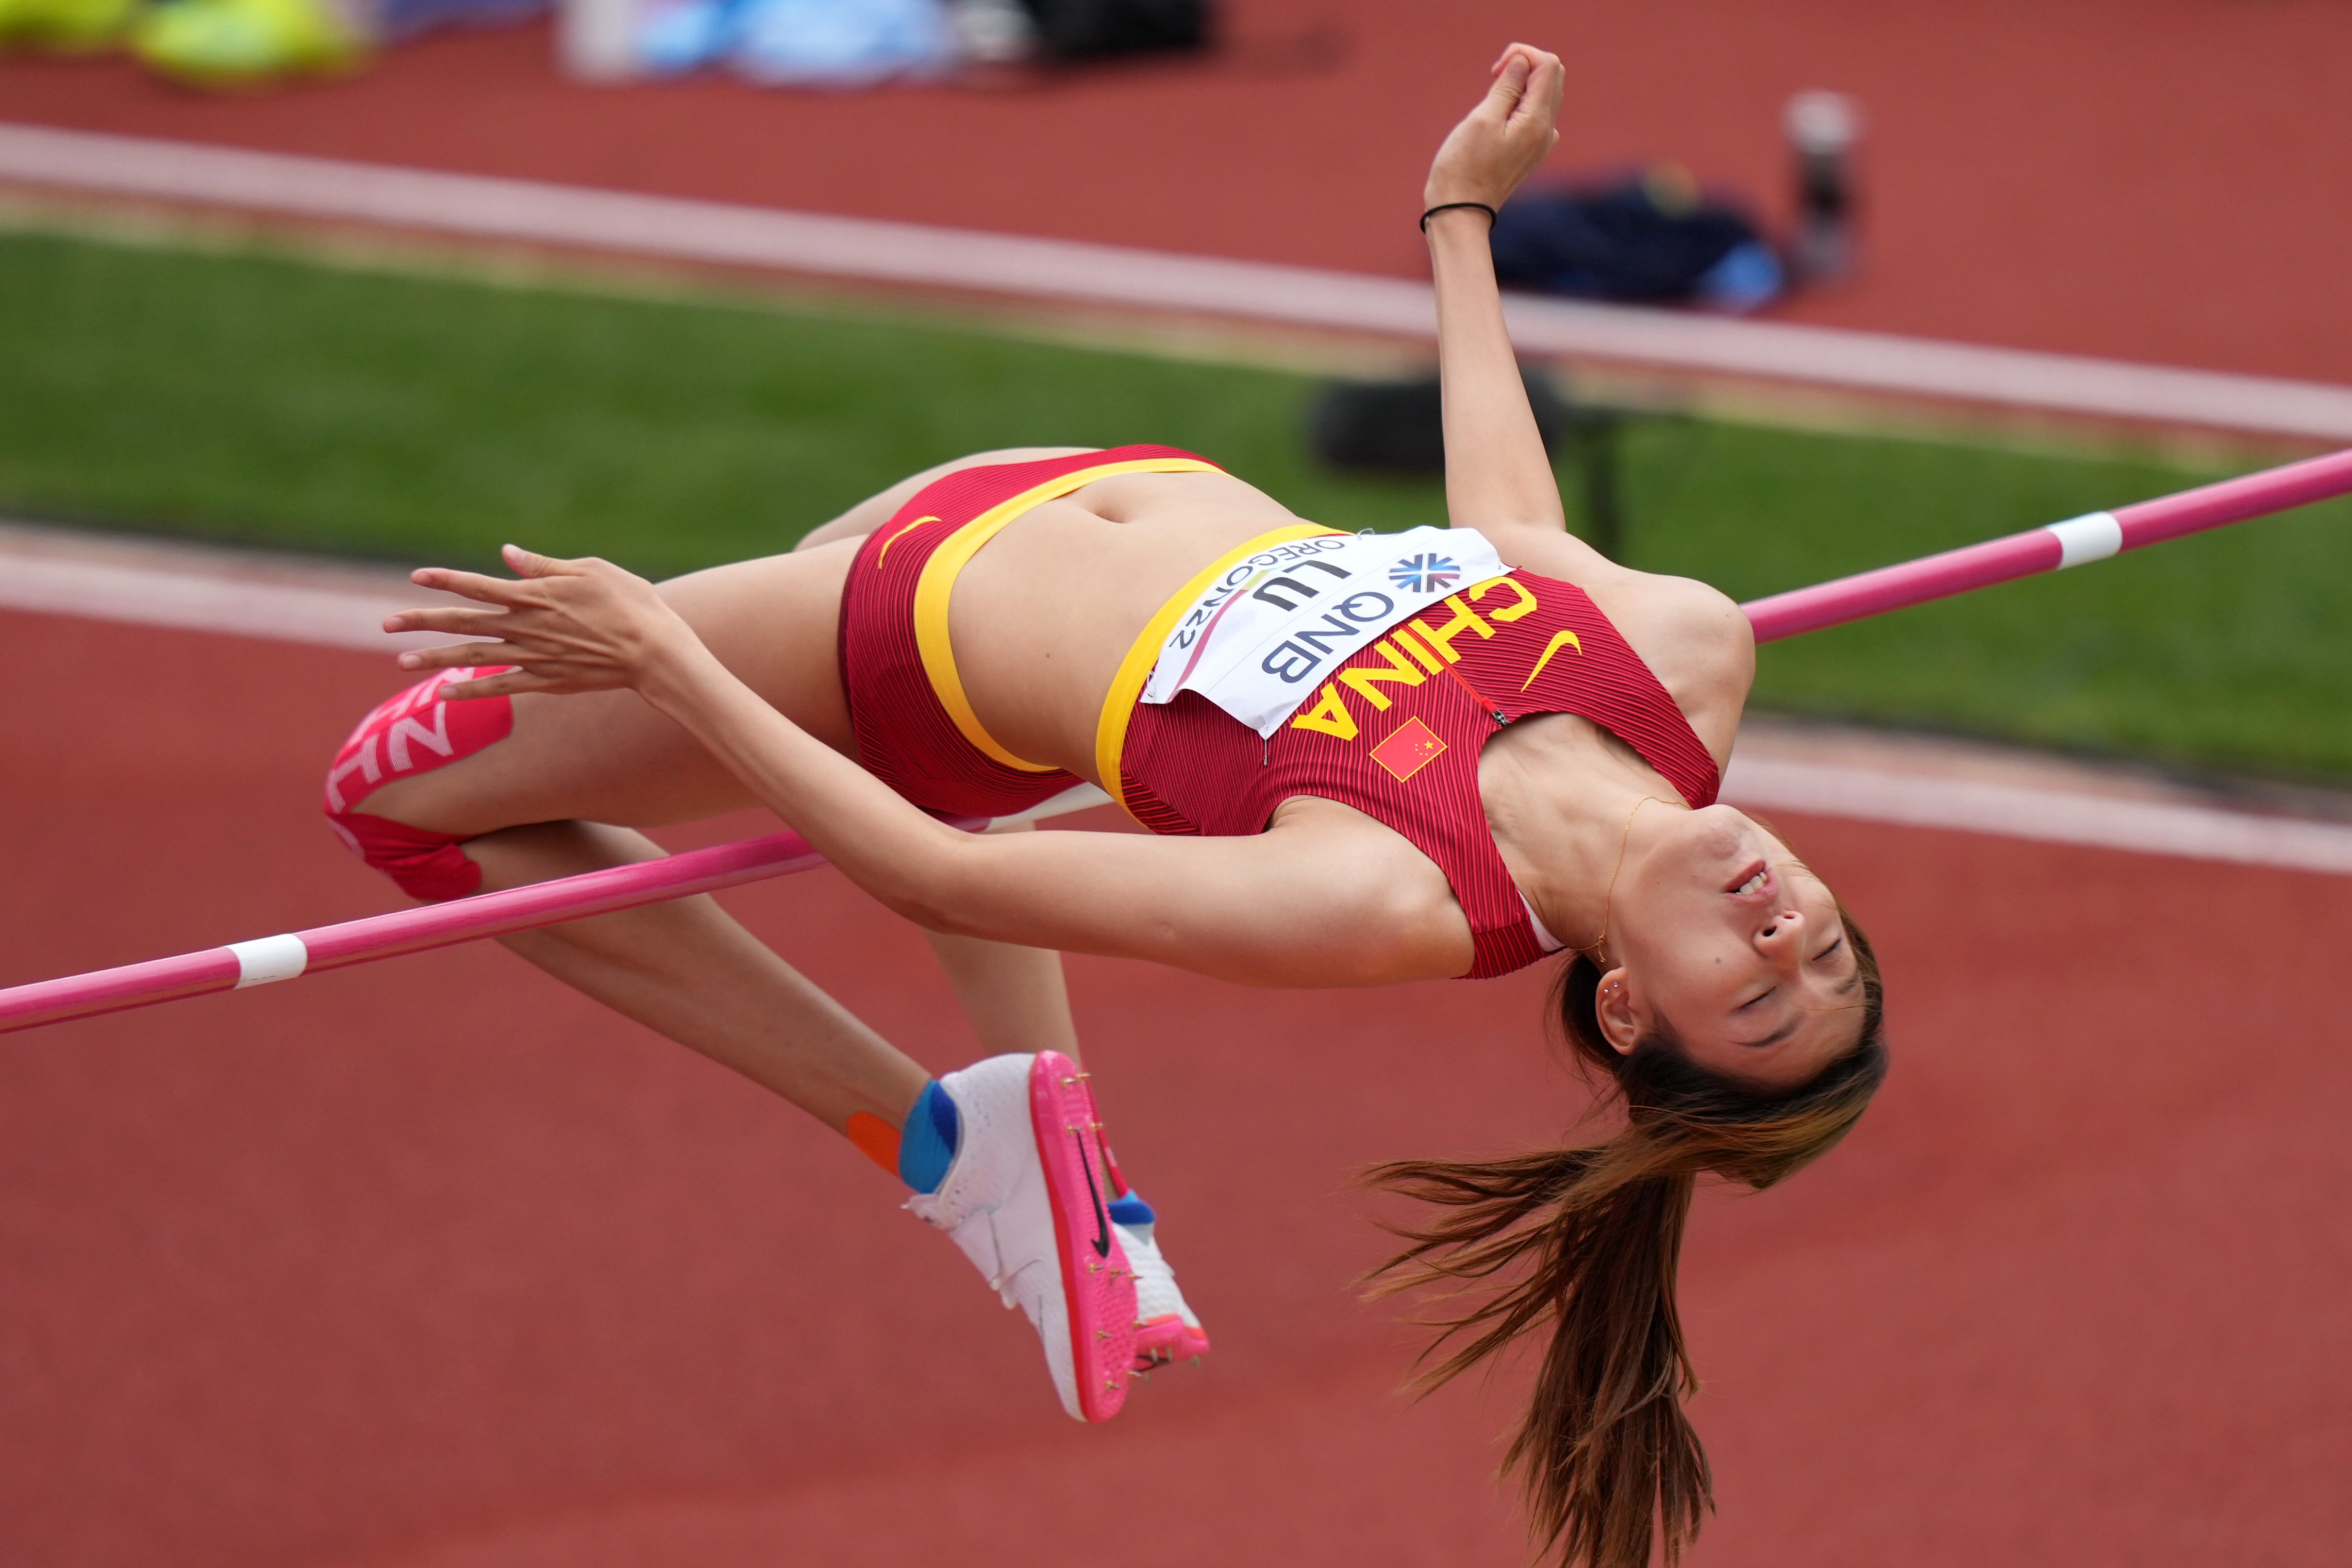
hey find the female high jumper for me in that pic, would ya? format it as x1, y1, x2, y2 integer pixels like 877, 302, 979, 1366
327, 44, 1886, 1568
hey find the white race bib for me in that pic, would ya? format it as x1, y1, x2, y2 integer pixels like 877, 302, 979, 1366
1142, 527, 1508, 736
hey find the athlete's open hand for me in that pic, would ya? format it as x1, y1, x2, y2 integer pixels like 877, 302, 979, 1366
385, 545, 698, 702
1424, 43, 1564, 212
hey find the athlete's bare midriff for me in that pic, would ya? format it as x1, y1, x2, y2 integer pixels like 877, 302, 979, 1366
945, 469, 1311, 777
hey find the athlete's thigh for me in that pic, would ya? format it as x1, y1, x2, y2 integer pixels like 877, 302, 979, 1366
364, 539, 860, 837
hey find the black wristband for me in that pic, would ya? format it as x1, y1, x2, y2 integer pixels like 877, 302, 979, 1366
1420, 202, 1499, 232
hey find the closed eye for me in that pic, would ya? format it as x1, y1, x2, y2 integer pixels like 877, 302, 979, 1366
1738, 988, 1774, 1011
1812, 937, 1845, 964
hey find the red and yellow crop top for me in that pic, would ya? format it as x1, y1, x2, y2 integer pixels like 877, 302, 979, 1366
1105, 554, 1721, 978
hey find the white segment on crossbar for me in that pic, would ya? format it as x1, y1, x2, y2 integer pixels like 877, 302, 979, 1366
228, 933, 310, 988
2045, 511, 2125, 568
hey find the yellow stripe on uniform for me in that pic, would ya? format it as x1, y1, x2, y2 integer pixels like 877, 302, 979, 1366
1094, 522, 1343, 816
912, 457, 1224, 773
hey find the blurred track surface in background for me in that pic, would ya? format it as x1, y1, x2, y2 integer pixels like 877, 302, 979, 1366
3, 1, 2351, 381
3, 585, 2349, 1566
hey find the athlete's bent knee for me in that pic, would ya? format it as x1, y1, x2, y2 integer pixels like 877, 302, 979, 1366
323, 667, 515, 901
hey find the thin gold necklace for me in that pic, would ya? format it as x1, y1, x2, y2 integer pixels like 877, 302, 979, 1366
1572, 795, 1674, 963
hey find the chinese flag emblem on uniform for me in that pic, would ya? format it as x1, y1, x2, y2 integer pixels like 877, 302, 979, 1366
1370, 716, 1448, 782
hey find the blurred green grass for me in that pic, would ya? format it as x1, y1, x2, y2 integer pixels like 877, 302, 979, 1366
2, 227, 2346, 779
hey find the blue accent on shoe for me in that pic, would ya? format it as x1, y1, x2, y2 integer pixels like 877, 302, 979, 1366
897, 1079, 961, 1194
1696, 239, 1787, 313
1106, 1194, 1156, 1226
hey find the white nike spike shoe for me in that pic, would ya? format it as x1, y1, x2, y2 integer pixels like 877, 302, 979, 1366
906, 1052, 1139, 1422
1116, 1215, 1212, 1370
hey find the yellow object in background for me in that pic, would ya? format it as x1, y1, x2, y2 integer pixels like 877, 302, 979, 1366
131, 0, 362, 87
0, 0, 142, 51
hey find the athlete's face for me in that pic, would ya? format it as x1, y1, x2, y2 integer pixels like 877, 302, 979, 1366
1598, 806, 1866, 1092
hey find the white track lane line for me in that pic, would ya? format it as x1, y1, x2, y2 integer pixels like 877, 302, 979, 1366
0, 522, 463, 652
7, 122, 2352, 441
1724, 756, 2352, 876
0, 551, 452, 651
6, 521, 2347, 878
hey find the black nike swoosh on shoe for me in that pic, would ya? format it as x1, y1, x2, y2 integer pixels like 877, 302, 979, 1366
1074, 1130, 1113, 1258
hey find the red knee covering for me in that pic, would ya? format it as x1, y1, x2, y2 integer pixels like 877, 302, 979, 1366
323, 668, 514, 902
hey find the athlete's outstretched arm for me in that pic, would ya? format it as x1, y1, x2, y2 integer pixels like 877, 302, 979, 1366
1424, 46, 1583, 547
385, 551, 1471, 988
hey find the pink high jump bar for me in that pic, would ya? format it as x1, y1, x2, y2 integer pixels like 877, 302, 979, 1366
0, 827, 840, 1035
5, 445, 2349, 1037
1744, 444, 2352, 643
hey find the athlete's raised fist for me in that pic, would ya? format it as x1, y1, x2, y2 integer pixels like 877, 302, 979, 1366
1423, 43, 1564, 214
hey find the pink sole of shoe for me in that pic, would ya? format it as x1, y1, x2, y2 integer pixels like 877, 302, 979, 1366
1027, 1050, 1138, 1422
1132, 1314, 1212, 1370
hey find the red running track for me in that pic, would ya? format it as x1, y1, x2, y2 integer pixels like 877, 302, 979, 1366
5, 4, 2352, 383
3, 604, 2350, 1567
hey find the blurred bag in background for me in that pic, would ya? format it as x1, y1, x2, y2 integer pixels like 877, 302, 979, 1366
0, 0, 142, 49
1305, 368, 1631, 557
0, 0, 537, 90
127, 0, 364, 85
1491, 165, 1784, 312
1307, 370, 1570, 475
1018, 0, 1205, 60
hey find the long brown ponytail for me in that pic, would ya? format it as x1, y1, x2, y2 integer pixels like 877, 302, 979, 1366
1365, 905, 1887, 1568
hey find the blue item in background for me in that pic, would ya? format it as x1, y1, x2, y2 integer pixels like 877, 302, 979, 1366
1490, 168, 1786, 313
635, 0, 954, 80
1695, 240, 1786, 312
633, 0, 734, 71
730, 0, 953, 84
